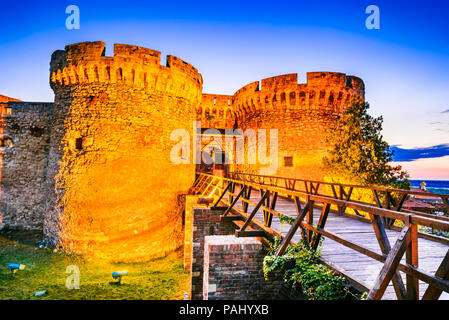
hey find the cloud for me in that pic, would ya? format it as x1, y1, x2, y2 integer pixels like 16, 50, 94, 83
391, 144, 449, 162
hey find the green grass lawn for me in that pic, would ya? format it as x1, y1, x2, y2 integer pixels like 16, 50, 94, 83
0, 235, 189, 300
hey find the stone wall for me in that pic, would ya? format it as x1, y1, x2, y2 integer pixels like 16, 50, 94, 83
0, 102, 53, 231
189, 206, 236, 300
199, 94, 234, 129
233, 72, 365, 180
44, 41, 203, 262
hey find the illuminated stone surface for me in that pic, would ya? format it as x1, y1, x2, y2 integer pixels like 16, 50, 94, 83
44, 41, 202, 262
232, 73, 365, 179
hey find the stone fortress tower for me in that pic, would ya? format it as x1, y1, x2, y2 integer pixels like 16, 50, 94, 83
0, 41, 364, 262
45, 41, 202, 261
232, 72, 365, 179
198, 72, 365, 180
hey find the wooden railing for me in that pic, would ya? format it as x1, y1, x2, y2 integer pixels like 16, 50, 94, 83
229, 172, 449, 243
191, 172, 449, 300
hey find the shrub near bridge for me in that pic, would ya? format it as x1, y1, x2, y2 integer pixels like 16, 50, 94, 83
263, 237, 359, 300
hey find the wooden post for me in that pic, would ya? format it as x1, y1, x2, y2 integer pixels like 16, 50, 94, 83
367, 226, 411, 300
306, 199, 314, 245
228, 182, 235, 205
240, 191, 269, 231
275, 201, 310, 256
369, 213, 407, 300
406, 222, 419, 299
222, 186, 246, 217
311, 203, 330, 251
242, 186, 252, 213
266, 192, 278, 228
212, 181, 231, 208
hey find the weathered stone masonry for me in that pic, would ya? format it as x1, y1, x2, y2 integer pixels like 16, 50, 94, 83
44, 41, 203, 262
232, 72, 365, 180
0, 102, 53, 231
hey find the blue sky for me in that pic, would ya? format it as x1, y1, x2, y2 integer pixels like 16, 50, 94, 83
1, 0, 448, 178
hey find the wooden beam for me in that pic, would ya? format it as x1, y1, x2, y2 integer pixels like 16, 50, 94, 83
300, 222, 449, 295
211, 206, 228, 211
367, 226, 411, 300
240, 191, 270, 232
222, 186, 246, 217
195, 175, 209, 194
275, 201, 310, 256
395, 193, 407, 211
266, 191, 278, 227
406, 223, 419, 299
192, 175, 202, 191
306, 199, 315, 244
369, 213, 407, 300
442, 196, 449, 211
311, 203, 330, 251
220, 215, 245, 222
212, 181, 232, 208
235, 230, 267, 238
201, 177, 216, 196
242, 186, 252, 213
373, 190, 383, 208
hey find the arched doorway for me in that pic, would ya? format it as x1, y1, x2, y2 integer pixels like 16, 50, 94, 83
197, 140, 229, 177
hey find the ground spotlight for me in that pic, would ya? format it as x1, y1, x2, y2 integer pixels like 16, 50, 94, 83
112, 271, 128, 285
8, 263, 25, 278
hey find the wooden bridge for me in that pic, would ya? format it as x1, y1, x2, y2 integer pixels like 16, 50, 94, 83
192, 172, 449, 300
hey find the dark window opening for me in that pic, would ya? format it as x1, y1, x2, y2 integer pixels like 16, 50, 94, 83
284, 156, 293, 167
75, 138, 83, 150
0, 137, 13, 148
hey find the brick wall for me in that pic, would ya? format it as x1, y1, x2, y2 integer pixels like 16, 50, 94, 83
184, 195, 200, 271
190, 207, 236, 300
203, 235, 287, 300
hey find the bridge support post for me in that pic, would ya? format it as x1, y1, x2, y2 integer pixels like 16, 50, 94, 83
186, 202, 237, 300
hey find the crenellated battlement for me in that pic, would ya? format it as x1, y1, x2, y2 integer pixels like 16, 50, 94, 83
50, 41, 203, 102
232, 72, 365, 117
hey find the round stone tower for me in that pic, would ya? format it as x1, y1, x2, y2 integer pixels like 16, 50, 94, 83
44, 41, 202, 262
232, 72, 365, 180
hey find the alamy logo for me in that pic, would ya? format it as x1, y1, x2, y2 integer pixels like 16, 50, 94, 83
66, 5, 80, 30
65, 265, 80, 289
365, 5, 380, 30
170, 121, 279, 175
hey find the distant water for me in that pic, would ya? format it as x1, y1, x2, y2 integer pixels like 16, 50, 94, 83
410, 180, 449, 195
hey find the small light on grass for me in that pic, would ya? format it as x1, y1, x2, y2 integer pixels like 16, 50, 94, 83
112, 271, 128, 285
8, 263, 25, 278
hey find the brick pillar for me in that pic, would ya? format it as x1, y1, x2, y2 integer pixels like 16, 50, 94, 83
184, 195, 199, 271
189, 207, 236, 300
203, 235, 286, 300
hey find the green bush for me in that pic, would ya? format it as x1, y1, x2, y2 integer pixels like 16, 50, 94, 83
263, 237, 357, 300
